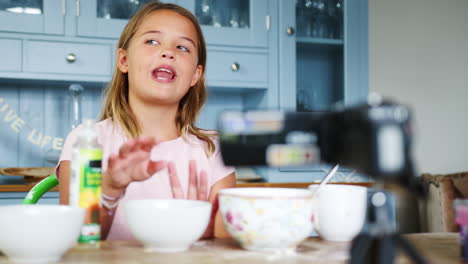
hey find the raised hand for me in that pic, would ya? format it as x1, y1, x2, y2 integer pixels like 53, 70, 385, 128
168, 160, 215, 239
168, 160, 208, 200
103, 137, 167, 197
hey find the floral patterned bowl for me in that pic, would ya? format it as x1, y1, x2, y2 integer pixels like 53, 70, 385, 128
218, 188, 314, 252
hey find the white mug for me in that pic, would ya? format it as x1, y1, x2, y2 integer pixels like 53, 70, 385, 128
309, 184, 367, 242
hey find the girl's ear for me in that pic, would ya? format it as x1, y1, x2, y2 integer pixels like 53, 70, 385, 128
190, 65, 203, 87
117, 48, 129, 73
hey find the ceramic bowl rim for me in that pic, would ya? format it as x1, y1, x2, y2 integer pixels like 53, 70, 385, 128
125, 198, 212, 209
0, 204, 84, 215
219, 187, 313, 200
307, 184, 368, 192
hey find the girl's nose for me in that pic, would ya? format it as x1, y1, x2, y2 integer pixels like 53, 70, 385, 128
161, 48, 175, 59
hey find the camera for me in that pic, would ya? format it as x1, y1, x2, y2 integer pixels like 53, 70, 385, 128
218, 100, 415, 184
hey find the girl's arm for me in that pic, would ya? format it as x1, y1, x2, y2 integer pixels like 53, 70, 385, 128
207, 172, 237, 239
58, 161, 71, 205
58, 160, 121, 240
100, 171, 126, 240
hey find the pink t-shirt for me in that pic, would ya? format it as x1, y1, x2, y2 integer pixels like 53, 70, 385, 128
58, 118, 235, 240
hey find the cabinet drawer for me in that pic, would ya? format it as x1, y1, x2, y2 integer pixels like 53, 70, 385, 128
206, 50, 268, 85
0, 38, 22, 72
25, 41, 111, 76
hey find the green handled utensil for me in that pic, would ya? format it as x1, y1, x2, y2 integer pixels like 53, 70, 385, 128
22, 174, 59, 204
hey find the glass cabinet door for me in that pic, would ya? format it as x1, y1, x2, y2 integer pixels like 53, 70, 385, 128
77, 0, 176, 38
279, 0, 367, 112
0, 0, 63, 34
195, 0, 250, 29
296, 0, 343, 41
77, 0, 267, 47
179, 0, 267, 47
295, 0, 344, 111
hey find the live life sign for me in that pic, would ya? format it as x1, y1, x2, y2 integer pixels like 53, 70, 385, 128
0, 97, 64, 151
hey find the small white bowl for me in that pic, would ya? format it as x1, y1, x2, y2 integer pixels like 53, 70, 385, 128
0, 205, 85, 264
218, 188, 314, 252
125, 199, 211, 252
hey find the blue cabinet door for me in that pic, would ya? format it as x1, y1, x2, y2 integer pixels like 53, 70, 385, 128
279, 0, 368, 111
179, 0, 268, 47
343, 0, 369, 106
76, 0, 177, 39
278, 0, 296, 111
0, 0, 64, 35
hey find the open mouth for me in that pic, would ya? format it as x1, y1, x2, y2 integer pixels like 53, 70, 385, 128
152, 65, 176, 81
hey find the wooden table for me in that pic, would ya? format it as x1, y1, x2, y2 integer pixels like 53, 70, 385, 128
0, 233, 459, 263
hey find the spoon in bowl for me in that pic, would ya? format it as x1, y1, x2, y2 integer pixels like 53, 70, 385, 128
311, 164, 339, 197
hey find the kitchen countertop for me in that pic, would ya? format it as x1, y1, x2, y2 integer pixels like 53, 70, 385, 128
0, 233, 458, 263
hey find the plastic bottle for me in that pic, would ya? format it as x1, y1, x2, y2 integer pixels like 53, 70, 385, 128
70, 119, 102, 243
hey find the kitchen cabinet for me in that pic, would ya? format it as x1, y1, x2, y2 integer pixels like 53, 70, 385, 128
0, 0, 120, 83
0, 0, 270, 87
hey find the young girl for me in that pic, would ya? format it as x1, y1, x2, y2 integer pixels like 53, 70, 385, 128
57, 2, 236, 240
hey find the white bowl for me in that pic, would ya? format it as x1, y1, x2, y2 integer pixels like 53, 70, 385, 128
0, 205, 85, 264
124, 199, 211, 252
218, 188, 314, 252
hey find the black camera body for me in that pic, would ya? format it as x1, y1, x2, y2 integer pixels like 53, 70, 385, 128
218, 101, 415, 184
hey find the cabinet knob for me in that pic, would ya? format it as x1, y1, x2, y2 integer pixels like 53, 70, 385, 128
66, 53, 77, 63
231, 62, 240, 72
286, 27, 295, 36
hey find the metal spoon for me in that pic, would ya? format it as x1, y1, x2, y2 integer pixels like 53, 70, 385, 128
311, 164, 339, 197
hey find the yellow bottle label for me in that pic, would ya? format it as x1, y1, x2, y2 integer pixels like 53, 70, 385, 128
78, 148, 102, 243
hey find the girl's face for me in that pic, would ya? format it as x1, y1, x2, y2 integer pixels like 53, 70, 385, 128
117, 10, 202, 106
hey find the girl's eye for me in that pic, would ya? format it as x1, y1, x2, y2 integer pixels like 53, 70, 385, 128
177, 45, 189, 52
145, 39, 159, 45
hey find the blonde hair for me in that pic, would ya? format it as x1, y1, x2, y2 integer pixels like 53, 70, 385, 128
100, 1, 215, 155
